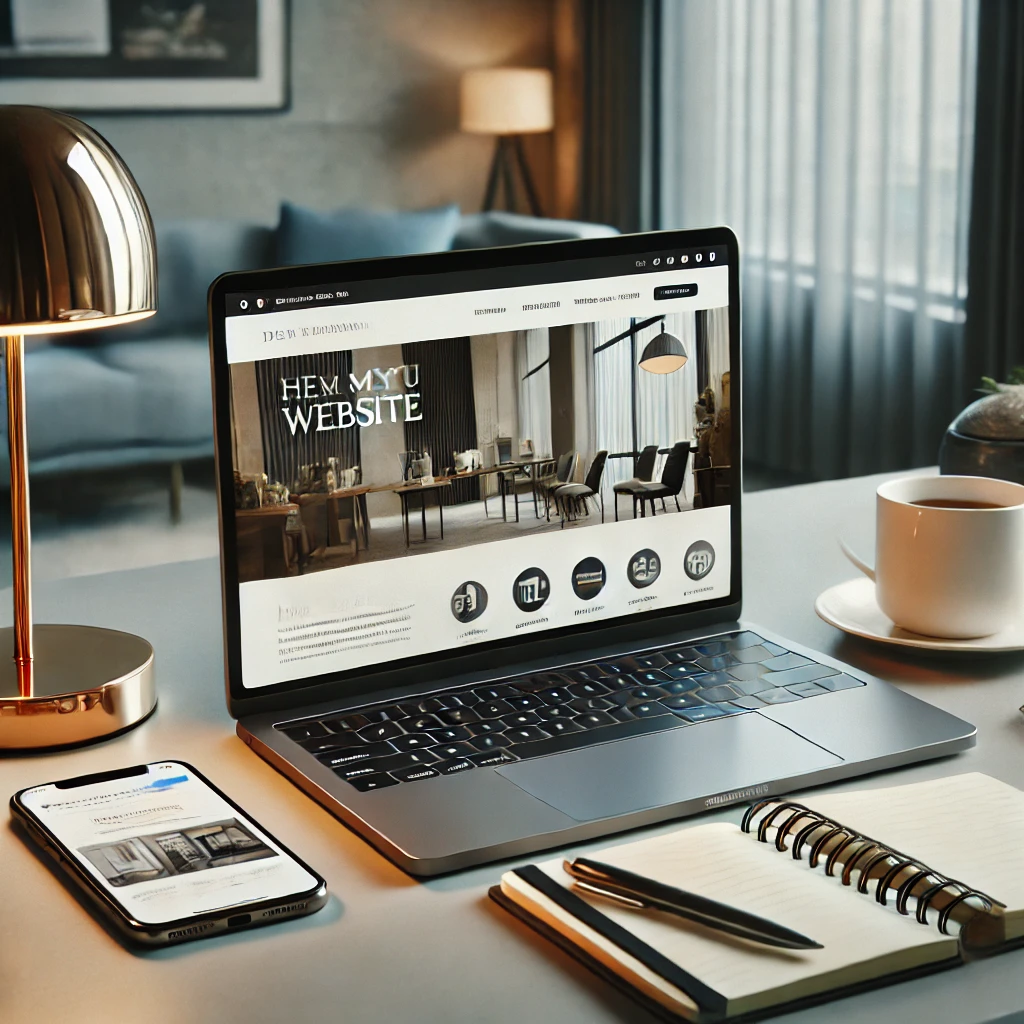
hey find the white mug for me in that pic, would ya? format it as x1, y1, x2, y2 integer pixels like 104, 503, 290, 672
842, 475, 1024, 638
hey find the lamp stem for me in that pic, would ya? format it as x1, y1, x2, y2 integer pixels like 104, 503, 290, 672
5, 335, 33, 696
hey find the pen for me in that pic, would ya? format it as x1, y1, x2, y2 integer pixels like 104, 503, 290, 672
564, 857, 823, 950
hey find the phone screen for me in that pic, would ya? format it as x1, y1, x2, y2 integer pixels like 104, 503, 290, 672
19, 762, 319, 926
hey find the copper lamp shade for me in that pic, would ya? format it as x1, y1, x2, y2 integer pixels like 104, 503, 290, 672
0, 106, 158, 750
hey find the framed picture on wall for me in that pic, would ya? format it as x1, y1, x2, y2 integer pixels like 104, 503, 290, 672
0, 0, 288, 111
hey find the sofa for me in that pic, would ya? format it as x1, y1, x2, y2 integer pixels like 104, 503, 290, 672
0, 211, 617, 506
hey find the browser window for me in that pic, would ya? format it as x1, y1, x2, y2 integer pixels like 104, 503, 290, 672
223, 249, 734, 689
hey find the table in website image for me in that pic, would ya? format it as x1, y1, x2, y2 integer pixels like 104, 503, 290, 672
276, 631, 865, 792
228, 307, 732, 583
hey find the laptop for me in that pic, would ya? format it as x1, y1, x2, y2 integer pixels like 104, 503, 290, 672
208, 226, 975, 876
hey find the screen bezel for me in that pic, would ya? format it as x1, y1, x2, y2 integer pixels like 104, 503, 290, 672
209, 227, 742, 719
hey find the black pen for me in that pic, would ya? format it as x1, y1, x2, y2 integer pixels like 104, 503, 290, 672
564, 857, 823, 950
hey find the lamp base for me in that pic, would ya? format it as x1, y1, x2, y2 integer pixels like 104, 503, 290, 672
0, 624, 155, 751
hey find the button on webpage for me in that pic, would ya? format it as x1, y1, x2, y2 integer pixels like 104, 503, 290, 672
653, 283, 699, 300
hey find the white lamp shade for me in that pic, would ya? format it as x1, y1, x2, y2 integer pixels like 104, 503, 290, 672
460, 67, 554, 135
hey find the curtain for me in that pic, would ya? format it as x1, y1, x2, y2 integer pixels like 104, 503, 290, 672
660, 0, 978, 479
255, 351, 359, 491
963, 0, 1024, 394
579, 0, 661, 231
401, 338, 479, 505
591, 312, 700, 499
514, 329, 553, 460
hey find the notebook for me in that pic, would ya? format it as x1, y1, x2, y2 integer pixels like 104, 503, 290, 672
490, 773, 1024, 1022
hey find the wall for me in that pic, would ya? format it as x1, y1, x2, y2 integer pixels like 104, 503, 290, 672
85, 0, 554, 223
470, 332, 519, 495
352, 345, 407, 519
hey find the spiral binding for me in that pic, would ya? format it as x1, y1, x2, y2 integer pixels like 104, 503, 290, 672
740, 799, 997, 935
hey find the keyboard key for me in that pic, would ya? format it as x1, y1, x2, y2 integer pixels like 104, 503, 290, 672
761, 642, 789, 657
762, 664, 839, 687
731, 645, 773, 664
567, 680, 611, 698
281, 722, 328, 741
633, 670, 671, 684
318, 741, 397, 767
536, 705, 575, 721
725, 631, 765, 650
727, 663, 770, 682
817, 673, 865, 691
371, 751, 440, 773
390, 703, 426, 719
761, 653, 814, 673
631, 702, 673, 718
297, 735, 352, 755
473, 684, 518, 701
346, 773, 400, 792
506, 714, 682, 759
335, 763, 379, 781
563, 667, 605, 683
697, 684, 740, 702
418, 695, 464, 713
731, 695, 767, 709
695, 641, 730, 656
671, 704, 729, 723
407, 714, 443, 732
468, 750, 518, 767
467, 720, 505, 735
567, 697, 615, 713
432, 742, 477, 760
471, 701, 512, 720
424, 726, 471, 743
731, 678, 773, 696
334, 713, 374, 731
357, 721, 404, 743
609, 685, 668, 706
660, 678, 701, 694
543, 719, 585, 736
321, 717, 358, 734
470, 733, 513, 751
696, 655, 731, 672
392, 765, 440, 782
506, 694, 544, 712
538, 688, 573, 704
501, 712, 541, 729
573, 711, 619, 729
596, 662, 630, 676
786, 681, 829, 698
438, 758, 475, 775
662, 663, 702, 679
757, 687, 802, 704
664, 647, 700, 663
515, 673, 570, 691
359, 709, 391, 724
597, 675, 635, 691
505, 726, 553, 744
439, 707, 483, 725
690, 671, 732, 687
660, 694, 705, 711
391, 733, 439, 752
635, 654, 671, 669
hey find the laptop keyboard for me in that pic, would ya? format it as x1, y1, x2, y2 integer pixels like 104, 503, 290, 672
276, 631, 865, 792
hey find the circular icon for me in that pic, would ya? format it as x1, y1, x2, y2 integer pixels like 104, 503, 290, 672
709, 251, 716, 262
695, 252, 702, 263
627, 549, 661, 589
666, 256, 675, 265
239, 299, 249, 310
684, 540, 716, 580
451, 581, 487, 622
513, 567, 550, 612
653, 257, 661, 266
681, 254, 689, 264
256, 297, 266, 308
571, 557, 606, 601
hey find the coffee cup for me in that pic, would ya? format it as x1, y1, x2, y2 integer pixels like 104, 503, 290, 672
842, 475, 1024, 638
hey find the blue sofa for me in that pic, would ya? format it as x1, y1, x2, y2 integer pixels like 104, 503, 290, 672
0, 212, 617, 491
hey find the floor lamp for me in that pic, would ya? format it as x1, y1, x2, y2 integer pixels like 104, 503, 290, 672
0, 106, 158, 751
461, 67, 553, 217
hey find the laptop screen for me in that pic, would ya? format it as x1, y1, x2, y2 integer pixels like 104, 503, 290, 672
215, 232, 737, 694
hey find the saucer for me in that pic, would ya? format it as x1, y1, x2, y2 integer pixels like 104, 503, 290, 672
814, 577, 1024, 652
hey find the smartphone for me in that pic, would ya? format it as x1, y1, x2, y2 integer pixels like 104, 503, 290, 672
11, 760, 328, 946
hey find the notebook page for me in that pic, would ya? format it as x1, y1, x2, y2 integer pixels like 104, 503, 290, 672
519, 822, 954, 1011
798, 774, 1024, 922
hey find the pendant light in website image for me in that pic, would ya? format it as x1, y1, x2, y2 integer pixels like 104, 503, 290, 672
638, 330, 688, 374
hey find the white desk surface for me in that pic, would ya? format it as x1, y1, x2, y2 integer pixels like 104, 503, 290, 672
3, 471, 1024, 1024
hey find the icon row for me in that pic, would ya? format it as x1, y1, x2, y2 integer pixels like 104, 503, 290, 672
450, 542, 715, 622
635, 252, 717, 269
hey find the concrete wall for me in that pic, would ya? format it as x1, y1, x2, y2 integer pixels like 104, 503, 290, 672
85, 0, 554, 223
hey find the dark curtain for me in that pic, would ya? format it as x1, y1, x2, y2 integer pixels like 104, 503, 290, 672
579, 0, 661, 232
401, 337, 479, 506
963, 0, 1024, 397
255, 351, 359, 490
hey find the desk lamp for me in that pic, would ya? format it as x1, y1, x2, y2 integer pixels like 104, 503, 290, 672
0, 106, 157, 751
460, 67, 553, 216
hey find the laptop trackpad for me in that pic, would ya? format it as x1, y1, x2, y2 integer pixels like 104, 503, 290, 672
495, 714, 842, 822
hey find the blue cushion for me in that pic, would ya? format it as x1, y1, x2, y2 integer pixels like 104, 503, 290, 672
276, 202, 461, 265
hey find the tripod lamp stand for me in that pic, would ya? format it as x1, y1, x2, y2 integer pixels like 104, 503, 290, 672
460, 67, 553, 217
0, 106, 158, 751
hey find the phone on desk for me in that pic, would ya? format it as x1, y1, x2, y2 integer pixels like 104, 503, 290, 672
11, 760, 327, 947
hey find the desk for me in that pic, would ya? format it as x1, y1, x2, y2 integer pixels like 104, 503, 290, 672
3, 470, 1024, 1024
395, 479, 450, 546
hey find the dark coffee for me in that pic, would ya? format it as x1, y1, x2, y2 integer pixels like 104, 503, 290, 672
910, 498, 1006, 510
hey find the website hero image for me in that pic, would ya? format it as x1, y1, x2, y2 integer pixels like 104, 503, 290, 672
226, 263, 733, 688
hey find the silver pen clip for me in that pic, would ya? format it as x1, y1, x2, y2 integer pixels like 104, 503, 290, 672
571, 878, 647, 909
